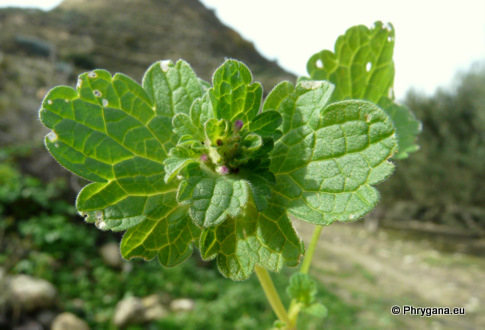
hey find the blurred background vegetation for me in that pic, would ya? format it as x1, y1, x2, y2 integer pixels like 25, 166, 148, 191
0, 0, 484, 329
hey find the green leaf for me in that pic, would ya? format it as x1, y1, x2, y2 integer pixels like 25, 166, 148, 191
120, 192, 201, 267
241, 133, 263, 152
287, 273, 327, 318
266, 80, 397, 225
177, 164, 250, 228
307, 21, 395, 102
199, 199, 304, 281
205, 118, 228, 145
172, 113, 204, 141
287, 273, 317, 305
209, 59, 263, 123
238, 165, 275, 212
248, 110, 282, 138
306, 21, 420, 159
190, 93, 214, 129
302, 303, 328, 318
143, 59, 204, 117
163, 147, 198, 182
40, 60, 203, 234
379, 97, 422, 159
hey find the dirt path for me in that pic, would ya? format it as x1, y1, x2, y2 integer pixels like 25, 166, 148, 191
294, 221, 484, 329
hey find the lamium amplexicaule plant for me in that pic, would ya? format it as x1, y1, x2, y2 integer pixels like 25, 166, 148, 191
39, 22, 420, 328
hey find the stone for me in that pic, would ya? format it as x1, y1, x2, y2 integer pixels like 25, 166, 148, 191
142, 295, 168, 322
99, 243, 124, 269
51, 312, 89, 330
8, 275, 57, 312
144, 304, 168, 322
170, 298, 195, 313
113, 297, 145, 328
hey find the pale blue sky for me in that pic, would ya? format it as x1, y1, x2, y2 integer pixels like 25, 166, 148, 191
1, 0, 484, 99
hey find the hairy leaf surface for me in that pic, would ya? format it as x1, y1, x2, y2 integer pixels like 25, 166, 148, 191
199, 199, 304, 281
40, 60, 203, 264
177, 164, 250, 228
120, 192, 200, 267
209, 59, 262, 123
265, 80, 397, 225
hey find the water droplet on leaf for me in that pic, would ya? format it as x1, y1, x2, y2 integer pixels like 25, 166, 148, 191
300, 80, 323, 90
47, 131, 57, 142
93, 90, 102, 97
102, 99, 108, 107
88, 71, 97, 78
160, 60, 171, 73
47, 100, 53, 105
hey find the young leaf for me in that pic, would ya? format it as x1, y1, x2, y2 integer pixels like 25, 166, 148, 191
306, 21, 420, 159
172, 113, 204, 141
287, 273, 317, 305
190, 93, 215, 129
199, 199, 304, 281
143, 59, 204, 117
302, 303, 328, 318
266, 80, 397, 225
287, 273, 328, 318
163, 147, 198, 182
177, 164, 250, 228
209, 59, 263, 123
248, 110, 283, 139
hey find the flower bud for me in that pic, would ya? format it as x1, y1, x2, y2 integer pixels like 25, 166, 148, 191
200, 154, 209, 162
234, 119, 244, 132
217, 165, 230, 175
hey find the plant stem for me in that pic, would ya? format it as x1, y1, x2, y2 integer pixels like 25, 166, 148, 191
254, 265, 293, 328
300, 225, 323, 274
287, 225, 324, 325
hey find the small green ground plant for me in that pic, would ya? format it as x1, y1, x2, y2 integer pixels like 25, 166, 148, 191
39, 22, 419, 328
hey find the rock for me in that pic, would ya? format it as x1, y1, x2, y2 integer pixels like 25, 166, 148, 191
144, 304, 168, 322
36, 310, 58, 328
113, 297, 145, 328
170, 298, 195, 313
142, 295, 168, 322
9, 275, 57, 312
51, 312, 89, 330
99, 243, 124, 269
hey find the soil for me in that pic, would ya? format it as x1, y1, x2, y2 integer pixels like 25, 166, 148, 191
294, 220, 485, 329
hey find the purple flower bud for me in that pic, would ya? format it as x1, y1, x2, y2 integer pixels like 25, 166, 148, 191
218, 166, 230, 175
234, 119, 244, 131
200, 154, 209, 162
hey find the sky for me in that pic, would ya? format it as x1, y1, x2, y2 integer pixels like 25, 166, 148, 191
1, 0, 484, 100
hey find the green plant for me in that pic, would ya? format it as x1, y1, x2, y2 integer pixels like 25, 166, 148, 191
38, 22, 419, 328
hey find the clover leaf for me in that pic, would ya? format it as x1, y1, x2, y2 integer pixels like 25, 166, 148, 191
306, 21, 421, 159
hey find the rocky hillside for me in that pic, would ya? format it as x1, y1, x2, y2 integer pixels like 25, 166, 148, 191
0, 0, 294, 178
